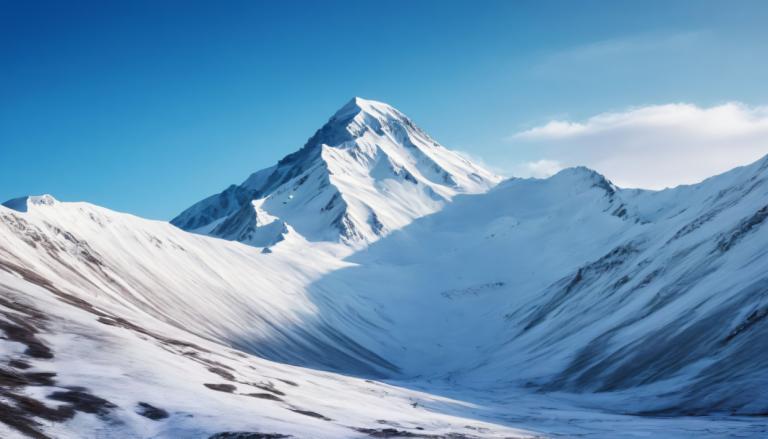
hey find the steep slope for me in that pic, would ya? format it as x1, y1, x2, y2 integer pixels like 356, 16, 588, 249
171, 98, 500, 245
0, 196, 396, 378
310, 154, 768, 415
0, 242, 535, 439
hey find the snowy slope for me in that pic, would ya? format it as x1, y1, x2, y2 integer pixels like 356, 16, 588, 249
0, 196, 395, 378
2, 124, 768, 436
0, 252, 536, 439
2, 168, 767, 438
171, 98, 500, 246
0, 196, 539, 439
309, 155, 768, 416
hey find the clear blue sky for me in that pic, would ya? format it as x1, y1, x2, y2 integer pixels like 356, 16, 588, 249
2, 0, 767, 219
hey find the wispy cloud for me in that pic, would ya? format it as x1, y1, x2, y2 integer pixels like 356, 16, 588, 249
508, 102, 768, 188
513, 159, 564, 179
529, 31, 708, 79
542, 31, 704, 63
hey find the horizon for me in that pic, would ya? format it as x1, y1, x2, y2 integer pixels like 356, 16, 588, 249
3, 0, 768, 219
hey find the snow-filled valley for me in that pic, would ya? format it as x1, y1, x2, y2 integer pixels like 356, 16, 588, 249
1, 98, 767, 438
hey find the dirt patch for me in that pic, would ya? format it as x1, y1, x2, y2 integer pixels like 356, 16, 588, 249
184, 351, 234, 368
0, 285, 125, 438
355, 428, 425, 438
0, 401, 50, 439
0, 313, 53, 359
204, 357, 235, 371
136, 401, 169, 420
0, 261, 210, 358
25, 371, 56, 386
355, 428, 428, 438
98, 316, 209, 352
47, 390, 116, 417
0, 293, 47, 321
243, 392, 283, 401
9, 359, 31, 369
288, 408, 331, 421
0, 368, 57, 387
0, 389, 77, 439
0, 287, 64, 438
208, 366, 235, 381
0, 259, 102, 321
353, 428, 481, 438
208, 432, 291, 439
6, 391, 76, 422
204, 383, 237, 393
249, 381, 285, 396
0, 367, 38, 387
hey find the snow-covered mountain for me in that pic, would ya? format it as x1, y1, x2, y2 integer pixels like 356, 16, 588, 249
171, 97, 500, 246
2, 101, 768, 438
318, 156, 768, 416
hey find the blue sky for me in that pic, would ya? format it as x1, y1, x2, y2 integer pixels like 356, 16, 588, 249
2, 0, 768, 219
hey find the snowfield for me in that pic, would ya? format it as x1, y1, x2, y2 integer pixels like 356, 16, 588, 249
1, 98, 767, 438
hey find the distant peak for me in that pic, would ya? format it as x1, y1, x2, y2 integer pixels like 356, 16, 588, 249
2, 194, 58, 213
551, 167, 617, 194
555, 166, 603, 178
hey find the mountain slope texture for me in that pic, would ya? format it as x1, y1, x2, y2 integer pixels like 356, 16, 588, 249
1, 98, 767, 439
171, 98, 500, 246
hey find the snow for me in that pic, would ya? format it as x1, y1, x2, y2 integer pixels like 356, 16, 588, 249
1, 194, 57, 213
171, 97, 501, 246
1, 100, 768, 438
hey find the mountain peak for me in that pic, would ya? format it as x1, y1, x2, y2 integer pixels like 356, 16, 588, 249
329, 97, 405, 132
548, 167, 617, 195
333, 97, 396, 118
172, 98, 500, 245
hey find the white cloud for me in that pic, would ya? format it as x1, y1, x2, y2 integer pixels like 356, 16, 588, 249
514, 159, 564, 179
508, 102, 768, 189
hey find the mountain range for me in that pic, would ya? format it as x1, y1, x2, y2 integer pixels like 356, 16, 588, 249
1, 98, 767, 438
